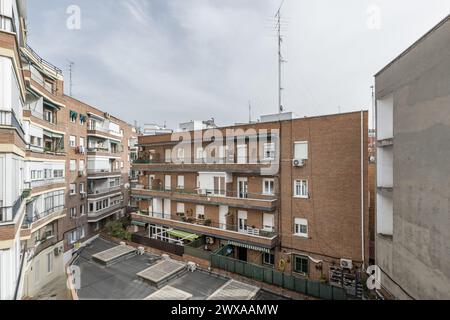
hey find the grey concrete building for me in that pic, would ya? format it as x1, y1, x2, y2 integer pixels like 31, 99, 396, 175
375, 14, 450, 300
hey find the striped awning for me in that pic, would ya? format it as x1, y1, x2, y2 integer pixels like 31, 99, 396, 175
227, 241, 271, 254
168, 230, 199, 241
131, 220, 147, 227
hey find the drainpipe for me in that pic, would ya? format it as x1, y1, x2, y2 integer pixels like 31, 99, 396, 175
360, 110, 365, 268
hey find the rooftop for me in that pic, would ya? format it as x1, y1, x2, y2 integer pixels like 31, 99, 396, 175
74, 238, 288, 300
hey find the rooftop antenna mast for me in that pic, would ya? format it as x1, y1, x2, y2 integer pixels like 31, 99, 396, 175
248, 100, 252, 123
275, 0, 286, 114
68, 60, 74, 96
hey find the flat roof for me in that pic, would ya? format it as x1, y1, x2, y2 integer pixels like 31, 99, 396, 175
207, 279, 260, 300
74, 238, 289, 300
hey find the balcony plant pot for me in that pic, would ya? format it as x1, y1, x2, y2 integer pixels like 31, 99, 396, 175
204, 219, 212, 227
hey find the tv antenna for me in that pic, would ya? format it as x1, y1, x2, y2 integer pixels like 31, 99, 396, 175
68, 60, 74, 96
275, 0, 287, 114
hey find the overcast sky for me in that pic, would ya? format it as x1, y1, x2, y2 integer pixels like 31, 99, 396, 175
26, 0, 450, 129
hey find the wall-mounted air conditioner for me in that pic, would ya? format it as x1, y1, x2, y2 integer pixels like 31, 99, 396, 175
340, 258, 353, 270
292, 159, 305, 167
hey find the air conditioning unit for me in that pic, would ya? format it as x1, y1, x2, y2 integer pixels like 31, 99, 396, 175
293, 159, 305, 167
104, 112, 111, 119
78, 170, 84, 177
340, 258, 353, 270
80, 192, 86, 199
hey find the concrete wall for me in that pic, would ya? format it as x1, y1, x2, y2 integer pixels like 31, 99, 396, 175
375, 15, 450, 299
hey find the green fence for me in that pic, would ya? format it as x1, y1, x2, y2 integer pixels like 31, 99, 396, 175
184, 237, 213, 260
211, 248, 347, 300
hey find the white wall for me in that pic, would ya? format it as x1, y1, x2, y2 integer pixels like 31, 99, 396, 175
377, 146, 393, 188
377, 193, 393, 236
377, 94, 394, 141
0, 234, 21, 300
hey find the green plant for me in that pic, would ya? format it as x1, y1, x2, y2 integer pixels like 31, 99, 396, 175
204, 219, 212, 227
105, 220, 131, 241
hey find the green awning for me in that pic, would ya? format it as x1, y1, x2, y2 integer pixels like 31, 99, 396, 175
131, 220, 147, 227
168, 230, 199, 241
43, 130, 64, 139
227, 240, 271, 254
43, 99, 60, 110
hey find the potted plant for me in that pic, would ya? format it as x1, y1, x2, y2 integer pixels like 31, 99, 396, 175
204, 219, 212, 227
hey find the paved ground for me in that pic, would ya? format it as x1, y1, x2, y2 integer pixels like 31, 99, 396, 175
33, 275, 70, 300
75, 238, 288, 300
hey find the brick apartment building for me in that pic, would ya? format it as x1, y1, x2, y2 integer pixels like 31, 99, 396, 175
0, 0, 136, 299
131, 111, 369, 283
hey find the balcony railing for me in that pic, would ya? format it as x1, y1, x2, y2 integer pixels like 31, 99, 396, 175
87, 169, 122, 175
0, 110, 25, 138
0, 190, 31, 223
87, 203, 123, 218
25, 44, 62, 75
25, 178, 65, 190
134, 186, 277, 202
133, 157, 273, 165
22, 205, 65, 228
88, 186, 121, 195
136, 211, 277, 239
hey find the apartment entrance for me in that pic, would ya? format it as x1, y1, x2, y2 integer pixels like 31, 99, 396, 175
237, 178, 248, 198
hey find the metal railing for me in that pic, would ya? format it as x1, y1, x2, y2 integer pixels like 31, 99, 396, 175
25, 44, 62, 75
88, 186, 121, 195
0, 110, 25, 138
88, 203, 123, 218
135, 211, 277, 239
0, 190, 31, 223
211, 246, 348, 300
134, 186, 277, 202
87, 168, 121, 174
22, 205, 65, 228
133, 156, 274, 165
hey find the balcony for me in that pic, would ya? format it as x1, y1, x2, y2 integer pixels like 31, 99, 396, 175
87, 123, 123, 139
87, 146, 122, 157
132, 186, 278, 212
87, 169, 122, 179
0, 190, 30, 224
23, 109, 65, 132
131, 211, 278, 249
24, 178, 65, 193
132, 158, 275, 174
87, 186, 122, 198
87, 203, 124, 223
21, 206, 66, 237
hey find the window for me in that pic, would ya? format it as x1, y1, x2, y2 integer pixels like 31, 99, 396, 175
177, 176, 185, 189
294, 141, 308, 160
293, 255, 309, 275
176, 203, 185, 214
177, 148, 185, 161
47, 252, 53, 273
165, 175, 171, 190
196, 205, 205, 220
294, 180, 308, 198
70, 160, 77, 172
263, 253, 275, 266
70, 184, 76, 195
165, 149, 172, 163
263, 179, 275, 195
70, 207, 77, 218
89, 203, 94, 213
79, 183, 85, 194
294, 218, 308, 238
213, 176, 225, 196
54, 170, 64, 178
80, 204, 85, 215
120, 161, 124, 169
79, 137, 85, 147
263, 143, 276, 160
263, 213, 275, 232
69, 135, 76, 148
196, 147, 204, 160
79, 160, 85, 172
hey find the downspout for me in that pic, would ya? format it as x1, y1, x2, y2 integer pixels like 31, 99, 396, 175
360, 110, 365, 269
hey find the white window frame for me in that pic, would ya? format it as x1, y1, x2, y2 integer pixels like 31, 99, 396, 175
294, 218, 308, 238
196, 147, 205, 160
69, 183, 77, 195
263, 178, 275, 195
177, 175, 185, 189
165, 149, 172, 163
196, 205, 205, 220
70, 160, 77, 172
294, 180, 308, 198
176, 202, 185, 214
177, 148, 185, 161
263, 142, 276, 161
294, 141, 308, 160
69, 135, 76, 148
